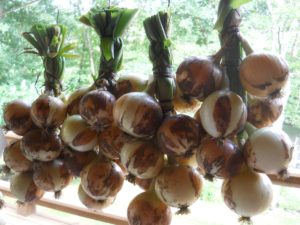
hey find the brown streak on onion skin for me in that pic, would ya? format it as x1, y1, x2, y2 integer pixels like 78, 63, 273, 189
25, 178, 44, 203
213, 96, 231, 136
72, 129, 97, 147
32, 97, 50, 126
67, 96, 82, 115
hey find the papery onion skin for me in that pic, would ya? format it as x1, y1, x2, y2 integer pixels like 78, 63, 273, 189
61, 115, 98, 152
157, 114, 200, 157
10, 172, 44, 203
239, 52, 289, 97
21, 129, 61, 162
244, 127, 293, 175
79, 90, 115, 129
3, 100, 34, 135
172, 86, 201, 113
80, 159, 124, 200
114, 74, 148, 98
222, 169, 273, 218
3, 140, 33, 172
127, 191, 172, 225
78, 185, 115, 211
120, 140, 165, 179
200, 90, 247, 138
155, 164, 203, 210
33, 160, 73, 193
196, 138, 244, 180
135, 178, 153, 191
113, 92, 163, 138
67, 86, 91, 116
176, 56, 223, 101
31, 95, 67, 128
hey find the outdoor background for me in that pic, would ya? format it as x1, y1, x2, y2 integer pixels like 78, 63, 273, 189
0, 0, 299, 224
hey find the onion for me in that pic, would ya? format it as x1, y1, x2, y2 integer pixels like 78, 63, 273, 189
21, 129, 61, 161
3, 140, 32, 172
196, 138, 244, 180
78, 185, 115, 211
63, 148, 98, 176
79, 90, 115, 129
155, 164, 203, 213
3, 100, 34, 135
200, 90, 247, 138
239, 52, 289, 97
157, 114, 200, 157
120, 140, 165, 179
61, 115, 98, 152
113, 92, 163, 138
114, 74, 148, 98
10, 172, 44, 203
98, 125, 132, 160
244, 127, 293, 176
33, 160, 73, 198
135, 178, 153, 191
66, 86, 91, 115
170, 150, 198, 168
127, 191, 172, 225
176, 56, 223, 101
172, 85, 201, 113
31, 94, 67, 128
80, 159, 124, 200
247, 94, 283, 128
222, 169, 273, 222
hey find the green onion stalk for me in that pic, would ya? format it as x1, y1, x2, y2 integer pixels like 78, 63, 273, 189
143, 11, 175, 114
79, 6, 137, 93
22, 24, 77, 97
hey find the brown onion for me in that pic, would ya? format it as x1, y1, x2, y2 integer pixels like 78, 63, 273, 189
10, 172, 44, 203
33, 160, 73, 198
21, 129, 61, 161
247, 94, 283, 128
196, 138, 244, 180
114, 74, 148, 98
66, 86, 91, 115
200, 90, 247, 138
244, 127, 293, 176
120, 140, 165, 179
172, 85, 201, 113
61, 115, 98, 152
157, 114, 200, 156
79, 90, 115, 129
3, 140, 32, 172
127, 191, 172, 225
113, 92, 163, 138
80, 159, 124, 200
155, 164, 203, 213
239, 52, 289, 97
98, 125, 132, 160
78, 185, 115, 211
135, 178, 153, 191
222, 168, 273, 222
176, 56, 223, 101
31, 94, 67, 128
3, 100, 34, 135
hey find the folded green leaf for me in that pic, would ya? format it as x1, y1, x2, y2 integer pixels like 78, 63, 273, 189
101, 37, 114, 61
22, 32, 42, 55
113, 8, 138, 37
59, 42, 77, 55
230, 0, 252, 9
214, 0, 232, 31
61, 53, 80, 59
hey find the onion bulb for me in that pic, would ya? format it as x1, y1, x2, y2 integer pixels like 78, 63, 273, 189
135, 178, 153, 191
61, 115, 98, 152
30, 94, 67, 128
80, 159, 124, 200
21, 129, 61, 161
3, 100, 34, 135
172, 85, 201, 113
239, 52, 289, 97
127, 191, 172, 225
3, 140, 32, 172
78, 185, 115, 211
79, 90, 115, 129
33, 160, 73, 198
120, 140, 165, 179
222, 169, 273, 222
113, 92, 163, 138
244, 127, 293, 176
157, 114, 201, 156
66, 86, 91, 115
176, 56, 223, 101
247, 94, 283, 128
10, 172, 44, 203
114, 74, 148, 98
155, 164, 203, 213
196, 138, 244, 180
200, 90, 247, 138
